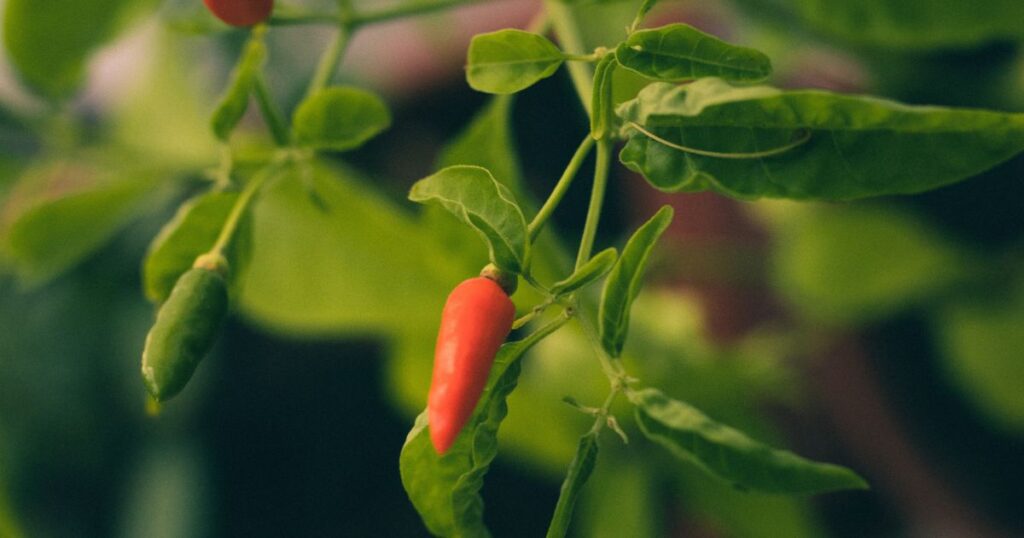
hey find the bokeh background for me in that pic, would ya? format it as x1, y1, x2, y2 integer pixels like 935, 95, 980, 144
1, 0, 1023, 536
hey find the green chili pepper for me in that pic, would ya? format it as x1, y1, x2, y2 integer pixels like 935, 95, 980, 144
140, 258, 229, 402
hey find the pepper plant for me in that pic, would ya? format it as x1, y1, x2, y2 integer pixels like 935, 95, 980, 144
2, 0, 1024, 536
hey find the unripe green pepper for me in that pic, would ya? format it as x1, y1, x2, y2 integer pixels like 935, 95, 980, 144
141, 257, 229, 402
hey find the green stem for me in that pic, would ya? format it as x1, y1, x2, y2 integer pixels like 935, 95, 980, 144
208, 159, 286, 258
545, 0, 594, 112
523, 308, 575, 348
213, 145, 234, 189
270, 0, 485, 27
253, 73, 290, 146
528, 136, 595, 242
563, 52, 602, 62
575, 139, 612, 270
306, 25, 351, 98
351, 0, 488, 27
572, 297, 627, 382
545, 371, 623, 538
269, 12, 339, 26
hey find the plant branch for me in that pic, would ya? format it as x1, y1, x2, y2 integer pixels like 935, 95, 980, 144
209, 158, 287, 259
305, 25, 351, 98
253, 73, 290, 146
545, 363, 624, 538
351, 0, 489, 27
270, 0, 487, 27
212, 145, 234, 189
575, 139, 612, 269
528, 136, 595, 242
269, 12, 339, 26
545, 0, 594, 112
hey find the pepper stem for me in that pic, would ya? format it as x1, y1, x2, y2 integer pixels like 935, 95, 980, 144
480, 264, 518, 296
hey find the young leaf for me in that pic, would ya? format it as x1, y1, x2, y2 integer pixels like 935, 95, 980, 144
550, 247, 617, 296
3, 0, 145, 98
546, 432, 599, 538
616, 24, 772, 83
629, 387, 869, 494
211, 32, 267, 141
467, 29, 565, 94
400, 323, 560, 537
3, 163, 157, 285
409, 165, 529, 274
599, 206, 673, 357
590, 55, 618, 139
292, 86, 391, 152
143, 191, 239, 304
618, 79, 1024, 200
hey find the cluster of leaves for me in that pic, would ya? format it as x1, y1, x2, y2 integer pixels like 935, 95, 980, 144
392, 1, 1024, 536
2, 0, 1024, 537
465, 23, 1024, 202
398, 3, 1024, 534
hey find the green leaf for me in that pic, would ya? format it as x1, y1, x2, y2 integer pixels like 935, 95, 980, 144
238, 161, 465, 334
618, 79, 1024, 200
629, 387, 869, 494
437, 96, 524, 194
292, 86, 391, 152
550, 247, 617, 296
0, 471, 23, 538
546, 432, 599, 538
467, 29, 566, 95
3, 0, 149, 98
590, 54, 618, 139
434, 96, 571, 305
599, 206, 673, 357
672, 461, 825, 538
736, 0, 1024, 49
143, 191, 239, 304
772, 206, 966, 323
210, 32, 267, 141
632, 0, 660, 26
409, 165, 529, 274
2, 162, 158, 284
615, 24, 772, 83
936, 285, 1024, 432
426, 96, 530, 290
400, 322, 561, 537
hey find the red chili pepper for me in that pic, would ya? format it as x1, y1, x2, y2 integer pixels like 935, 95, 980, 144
203, 0, 274, 27
428, 276, 516, 454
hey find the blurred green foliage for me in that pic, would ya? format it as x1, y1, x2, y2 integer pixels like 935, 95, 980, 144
0, 0, 1022, 536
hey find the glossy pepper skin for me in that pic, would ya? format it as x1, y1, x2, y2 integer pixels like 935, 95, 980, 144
141, 267, 229, 401
204, 0, 274, 27
428, 277, 516, 454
